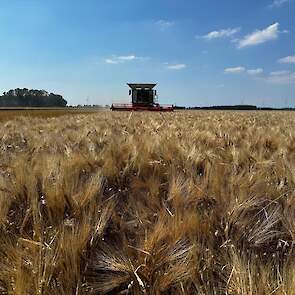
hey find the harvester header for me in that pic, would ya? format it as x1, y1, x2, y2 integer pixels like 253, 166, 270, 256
111, 83, 174, 112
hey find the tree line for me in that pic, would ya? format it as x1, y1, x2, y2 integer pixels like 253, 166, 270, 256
185, 105, 295, 111
0, 88, 67, 107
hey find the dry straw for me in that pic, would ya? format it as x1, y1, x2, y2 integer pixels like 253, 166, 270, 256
0, 110, 295, 294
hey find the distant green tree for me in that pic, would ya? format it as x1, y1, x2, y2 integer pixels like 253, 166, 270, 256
0, 88, 67, 107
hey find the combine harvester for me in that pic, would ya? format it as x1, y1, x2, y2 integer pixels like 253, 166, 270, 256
111, 83, 174, 112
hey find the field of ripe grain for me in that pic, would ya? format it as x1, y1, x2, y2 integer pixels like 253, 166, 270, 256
1, 111, 295, 295
0, 108, 103, 121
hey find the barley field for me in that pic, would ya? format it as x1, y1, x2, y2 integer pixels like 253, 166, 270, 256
1, 110, 295, 294
0, 108, 101, 122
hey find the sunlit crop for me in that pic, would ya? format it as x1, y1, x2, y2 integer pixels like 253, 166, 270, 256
1, 110, 295, 294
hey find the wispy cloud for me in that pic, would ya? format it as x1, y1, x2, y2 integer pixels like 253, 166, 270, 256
117, 55, 137, 61
247, 68, 264, 75
268, 0, 289, 8
224, 67, 264, 75
104, 55, 144, 64
270, 70, 291, 76
224, 67, 246, 74
156, 20, 174, 31
278, 55, 295, 64
225, 64, 294, 84
167, 64, 187, 70
266, 70, 295, 84
238, 23, 280, 48
199, 28, 240, 40
105, 58, 119, 64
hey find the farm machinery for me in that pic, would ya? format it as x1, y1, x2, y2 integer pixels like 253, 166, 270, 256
111, 83, 174, 112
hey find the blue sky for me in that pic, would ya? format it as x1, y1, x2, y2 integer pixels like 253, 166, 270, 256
0, 0, 295, 107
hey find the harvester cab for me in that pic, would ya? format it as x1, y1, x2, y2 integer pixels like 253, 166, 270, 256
128, 83, 157, 106
111, 83, 174, 112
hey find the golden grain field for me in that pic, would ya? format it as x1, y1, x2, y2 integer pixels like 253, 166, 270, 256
0, 108, 101, 122
1, 110, 295, 294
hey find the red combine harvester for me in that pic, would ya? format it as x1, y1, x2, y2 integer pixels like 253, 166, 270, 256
111, 83, 174, 112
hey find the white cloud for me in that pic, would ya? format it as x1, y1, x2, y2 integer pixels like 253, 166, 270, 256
223, 64, 294, 84
167, 64, 187, 70
278, 55, 295, 64
224, 67, 246, 74
117, 55, 137, 61
104, 55, 142, 64
238, 23, 280, 48
269, 0, 289, 8
247, 68, 264, 75
224, 66, 264, 76
270, 70, 291, 76
266, 71, 295, 84
156, 20, 174, 31
105, 58, 119, 64
200, 28, 240, 40
217, 84, 225, 88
